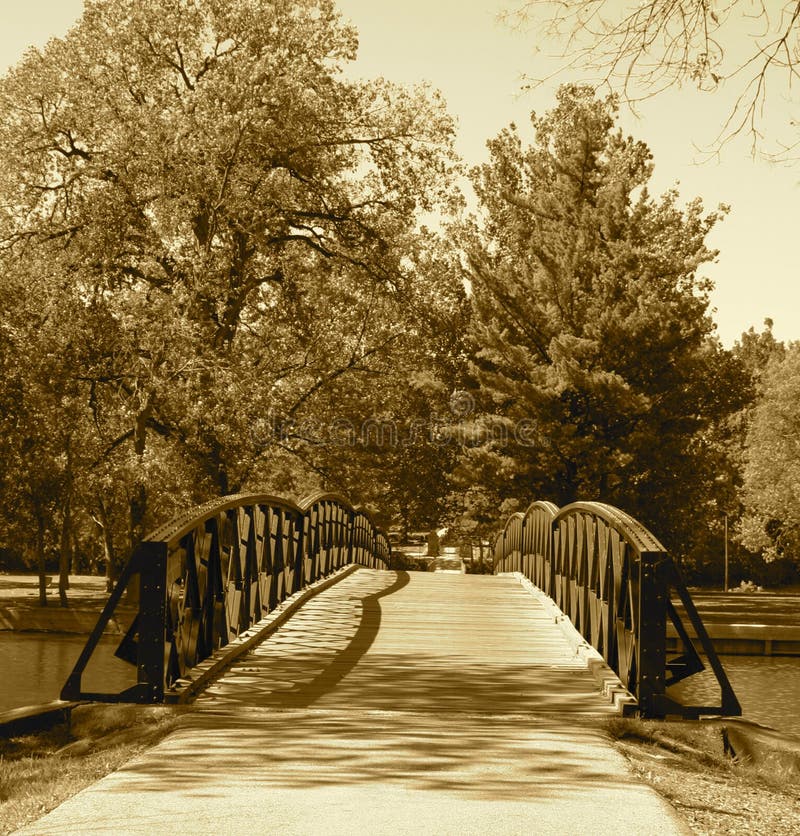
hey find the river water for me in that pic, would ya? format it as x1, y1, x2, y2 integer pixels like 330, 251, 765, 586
0, 632, 134, 712
668, 655, 800, 734
1, 633, 799, 732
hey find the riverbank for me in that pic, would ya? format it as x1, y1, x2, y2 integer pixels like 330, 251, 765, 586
671, 589, 800, 656
0, 703, 184, 835
606, 717, 800, 835
0, 574, 110, 633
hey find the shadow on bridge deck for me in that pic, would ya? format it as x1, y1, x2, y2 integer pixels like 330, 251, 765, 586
196, 569, 611, 716
17, 569, 691, 835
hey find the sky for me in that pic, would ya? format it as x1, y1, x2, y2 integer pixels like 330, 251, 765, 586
2, 0, 799, 347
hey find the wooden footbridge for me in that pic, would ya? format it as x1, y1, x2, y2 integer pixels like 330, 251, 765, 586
30, 492, 741, 834
62, 491, 739, 720
195, 568, 619, 715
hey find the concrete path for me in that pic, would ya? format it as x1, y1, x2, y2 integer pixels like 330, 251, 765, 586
17, 570, 691, 835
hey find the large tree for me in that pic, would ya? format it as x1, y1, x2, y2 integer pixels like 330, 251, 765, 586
0, 0, 462, 579
458, 84, 748, 562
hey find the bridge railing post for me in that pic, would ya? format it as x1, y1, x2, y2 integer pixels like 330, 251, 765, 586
636, 551, 669, 717
308, 505, 319, 583
346, 510, 355, 565
136, 540, 168, 702
292, 512, 306, 595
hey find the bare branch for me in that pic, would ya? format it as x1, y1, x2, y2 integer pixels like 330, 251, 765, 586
505, 0, 800, 156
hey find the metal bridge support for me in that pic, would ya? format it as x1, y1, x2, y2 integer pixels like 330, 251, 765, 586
494, 500, 741, 719
61, 492, 390, 704
134, 542, 167, 703
637, 552, 668, 717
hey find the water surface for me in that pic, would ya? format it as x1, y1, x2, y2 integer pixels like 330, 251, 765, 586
668, 655, 800, 733
0, 632, 134, 712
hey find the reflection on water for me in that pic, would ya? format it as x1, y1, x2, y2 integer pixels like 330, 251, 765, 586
668, 655, 800, 733
0, 632, 134, 712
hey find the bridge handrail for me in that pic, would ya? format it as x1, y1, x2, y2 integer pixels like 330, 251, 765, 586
145, 492, 304, 544
556, 501, 666, 553
62, 491, 390, 703
493, 499, 740, 719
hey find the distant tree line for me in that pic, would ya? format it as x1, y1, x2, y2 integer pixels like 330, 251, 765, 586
0, 0, 797, 604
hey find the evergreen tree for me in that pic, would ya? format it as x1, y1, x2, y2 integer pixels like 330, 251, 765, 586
458, 84, 748, 561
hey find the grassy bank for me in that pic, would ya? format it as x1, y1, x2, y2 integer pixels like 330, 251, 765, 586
0, 574, 109, 634
0, 703, 186, 835
606, 717, 800, 835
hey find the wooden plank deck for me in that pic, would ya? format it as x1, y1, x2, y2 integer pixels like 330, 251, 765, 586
197, 569, 617, 716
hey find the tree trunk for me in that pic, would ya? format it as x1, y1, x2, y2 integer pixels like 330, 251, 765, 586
129, 481, 148, 553
71, 529, 81, 574
400, 505, 409, 542
59, 438, 73, 607
206, 438, 230, 496
459, 538, 473, 567
58, 491, 71, 607
36, 513, 47, 607
426, 530, 440, 557
95, 499, 116, 592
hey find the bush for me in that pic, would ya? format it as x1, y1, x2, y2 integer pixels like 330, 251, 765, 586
465, 560, 494, 575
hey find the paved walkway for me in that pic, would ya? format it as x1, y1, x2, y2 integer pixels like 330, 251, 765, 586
18, 570, 690, 835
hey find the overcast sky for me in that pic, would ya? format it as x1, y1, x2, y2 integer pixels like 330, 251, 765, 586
3, 0, 799, 347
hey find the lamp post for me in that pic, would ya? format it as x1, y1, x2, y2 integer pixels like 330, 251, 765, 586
723, 512, 729, 592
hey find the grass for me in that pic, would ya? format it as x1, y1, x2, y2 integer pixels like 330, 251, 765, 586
0, 703, 186, 835
604, 717, 800, 835
605, 716, 800, 792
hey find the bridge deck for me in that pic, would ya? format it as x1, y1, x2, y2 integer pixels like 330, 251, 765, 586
20, 569, 690, 835
197, 569, 614, 715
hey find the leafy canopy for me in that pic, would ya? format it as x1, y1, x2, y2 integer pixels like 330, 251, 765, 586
0, 0, 463, 575
739, 342, 800, 564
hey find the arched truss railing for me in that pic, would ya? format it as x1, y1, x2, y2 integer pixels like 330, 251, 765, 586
494, 500, 741, 719
62, 492, 390, 704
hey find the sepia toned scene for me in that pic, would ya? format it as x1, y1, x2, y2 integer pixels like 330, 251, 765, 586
1, 1, 799, 833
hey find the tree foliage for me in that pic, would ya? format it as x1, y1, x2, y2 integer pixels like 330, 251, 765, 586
739, 342, 800, 565
456, 84, 749, 561
0, 0, 463, 591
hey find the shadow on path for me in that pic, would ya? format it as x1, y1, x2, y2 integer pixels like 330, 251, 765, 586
271, 569, 410, 708
112, 708, 629, 801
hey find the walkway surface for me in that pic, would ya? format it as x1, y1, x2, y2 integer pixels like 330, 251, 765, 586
18, 569, 690, 835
